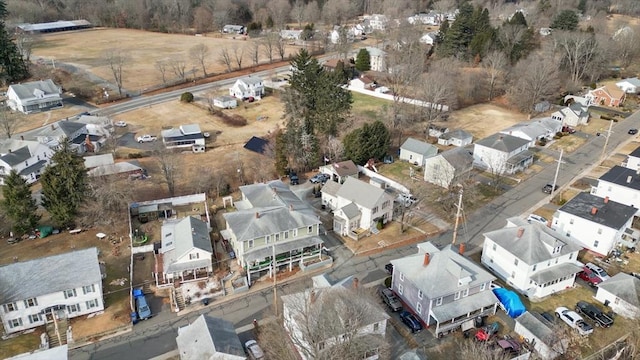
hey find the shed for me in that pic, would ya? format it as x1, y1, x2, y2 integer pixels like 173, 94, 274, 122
399, 137, 438, 166
213, 95, 238, 109
515, 312, 565, 359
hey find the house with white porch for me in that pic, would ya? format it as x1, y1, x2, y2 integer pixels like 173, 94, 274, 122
616, 77, 640, 94
17, 117, 111, 154
321, 177, 394, 239
0, 139, 54, 185
515, 312, 566, 359
161, 124, 205, 149
591, 165, 640, 210
423, 147, 473, 189
221, 180, 325, 285
595, 273, 640, 319
176, 315, 246, 360
482, 217, 583, 299
399, 137, 438, 166
229, 76, 264, 100
391, 243, 499, 338
551, 104, 589, 127
0, 248, 103, 334
472, 133, 533, 175
625, 146, 640, 171
6, 79, 63, 114
552, 192, 638, 255
319, 159, 359, 183
282, 274, 389, 360
437, 129, 472, 147
499, 117, 562, 146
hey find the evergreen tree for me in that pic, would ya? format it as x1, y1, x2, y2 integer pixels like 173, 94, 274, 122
438, 4, 495, 59
40, 142, 88, 227
343, 120, 390, 165
274, 130, 288, 176
551, 10, 579, 31
508, 11, 528, 27
0, 170, 39, 235
355, 48, 371, 72
0, 0, 29, 83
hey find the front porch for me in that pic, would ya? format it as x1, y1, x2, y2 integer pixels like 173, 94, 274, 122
430, 291, 499, 337
153, 252, 211, 287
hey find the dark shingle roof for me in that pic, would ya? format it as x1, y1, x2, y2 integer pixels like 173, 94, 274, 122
558, 192, 637, 229
600, 165, 640, 191
0, 146, 31, 166
629, 146, 640, 158
243, 136, 269, 154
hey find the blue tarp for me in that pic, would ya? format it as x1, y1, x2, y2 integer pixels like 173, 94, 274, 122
132, 288, 144, 298
492, 287, 526, 318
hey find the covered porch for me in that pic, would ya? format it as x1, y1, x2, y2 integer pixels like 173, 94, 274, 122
430, 290, 499, 338
505, 150, 534, 174
528, 262, 582, 298
154, 252, 212, 287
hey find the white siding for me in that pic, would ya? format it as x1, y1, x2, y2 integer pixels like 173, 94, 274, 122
591, 181, 640, 209
552, 212, 632, 255
595, 288, 640, 319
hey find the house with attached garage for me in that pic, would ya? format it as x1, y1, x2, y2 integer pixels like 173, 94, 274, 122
391, 242, 499, 338
350, 74, 376, 90
552, 192, 638, 256
161, 124, 205, 149
229, 76, 264, 100
624, 146, 640, 171
499, 117, 562, 146
616, 77, 640, 94
220, 180, 326, 286
176, 315, 246, 360
156, 215, 213, 285
594, 273, 640, 319
319, 159, 359, 183
437, 129, 473, 147
0, 247, 104, 334
551, 104, 590, 127
515, 312, 566, 359
6, 79, 63, 114
399, 137, 438, 166
585, 84, 626, 107
423, 147, 473, 189
320, 177, 394, 239
282, 274, 389, 360
472, 133, 533, 175
0, 139, 54, 185
482, 217, 583, 299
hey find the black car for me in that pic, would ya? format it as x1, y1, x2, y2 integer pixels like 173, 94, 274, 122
400, 311, 423, 333
542, 184, 559, 194
575, 301, 614, 328
385, 263, 394, 274
629, 129, 638, 135
289, 172, 299, 185
539, 312, 555, 324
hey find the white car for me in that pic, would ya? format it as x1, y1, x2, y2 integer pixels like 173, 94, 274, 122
136, 134, 157, 143
585, 262, 610, 282
555, 306, 594, 336
527, 214, 548, 225
114, 121, 127, 127
245, 340, 265, 360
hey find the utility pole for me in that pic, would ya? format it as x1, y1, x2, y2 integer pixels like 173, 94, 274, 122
451, 186, 463, 245
600, 120, 614, 163
550, 149, 563, 203
272, 244, 278, 316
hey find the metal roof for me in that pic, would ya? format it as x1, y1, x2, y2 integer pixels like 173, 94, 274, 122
17, 20, 91, 32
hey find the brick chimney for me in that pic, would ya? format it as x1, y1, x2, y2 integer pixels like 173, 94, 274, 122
255, 212, 260, 219
604, 196, 609, 204
50, 124, 55, 130
423, 253, 430, 266
289, 204, 293, 211
458, 243, 465, 255
591, 207, 598, 215
353, 277, 359, 289
517, 227, 525, 238
310, 290, 316, 303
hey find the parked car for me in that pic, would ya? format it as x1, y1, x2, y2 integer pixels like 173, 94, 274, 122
289, 171, 299, 185
114, 121, 127, 127
575, 301, 614, 328
562, 126, 576, 134
527, 214, 548, 225
136, 134, 157, 143
378, 286, 402, 312
629, 128, 638, 135
555, 307, 594, 336
585, 262, 610, 282
133, 288, 151, 320
578, 267, 603, 287
542, 184, 559, 194
540, 312, 555, 324
385, 263, 394, 274
245, 340, 265, 360
496, 337, 522, 355
399, 311, 423, 333
310, 173, 330, 184
475, 322, 499, 341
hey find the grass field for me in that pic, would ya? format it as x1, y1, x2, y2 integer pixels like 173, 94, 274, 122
442, 103, 526, 140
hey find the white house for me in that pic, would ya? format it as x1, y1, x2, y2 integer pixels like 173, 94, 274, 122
499, 117, 562, 146
515, 312, 565, 359
423, 147, 473, 189
473, 133, 533, 175
616, 77, 640, 94
229, 76, 264, 100
158, 216, 213, 284
552, 192, 637, 256
437, 129, 472, 147
6, 79, 63, 114
419, 32, 438, 45
391, 243, 499, 338
0, 139, 54, 185
363, 14, 389, 31
212, 95, 237, 109
625, 146, 640, 171
321, 177, 394, 239
161, 124, 205, 149
351, 47, 387, 72
176, 315, 246, 360
282, 274, 389, 360
399, 137, 438, 166
319, 160, 359, 183
591, 165, 640, 210
551, 104, 589, 127
280, 29, 303, 40
222, 24, 244, 34
595, 273, 640, 319
0, 248, 104, 334
16, 117, 111, 154
350, 75, 376, 90
482, 217, 583, 299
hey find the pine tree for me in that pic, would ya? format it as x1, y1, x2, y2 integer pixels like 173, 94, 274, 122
40, 142, 88, 227
0, 0, 29, 83
343, 120, 390, 165
551, 10, 579, 31
0, 170, 40, 235
355, 48, 371, 72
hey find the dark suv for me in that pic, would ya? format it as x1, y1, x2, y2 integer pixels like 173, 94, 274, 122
575, 301, 614, 328
542, 184, 559, 194
289, 172, 299, 185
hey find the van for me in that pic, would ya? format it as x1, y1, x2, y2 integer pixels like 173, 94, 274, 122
133, 288, 152, 320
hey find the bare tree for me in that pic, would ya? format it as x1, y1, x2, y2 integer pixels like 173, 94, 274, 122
324, 136, 344, 163
416, 59, 458, 124
496, 24, 526, 64
104, 49, 127, 95
193, 5, 213, 33
256, 319, 300, 360
457, 340, 512, 360
507, 53, 560, 113
14, 33, 37, 62
290, 0, 306, 28
0, 107, 21, 139
155, 60, 169, 84
552, 31, 601, 83
482, 50, 508, 101
270, 0, 292, 30
169, 56, 187, 81
249, 41, 261, 66
83, 174, 135, 226
262, 33, 278, 63
331, 27, 352, 61
189, 43, 210, 77
303, 1, 321, 23
612, 26, 640, 68
232, 45, 245, 70
218, 47, 233, 72
276, 37, 287, 61
155, 146, 180, 197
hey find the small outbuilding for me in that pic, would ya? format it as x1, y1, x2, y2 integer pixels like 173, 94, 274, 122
399, 137, 438, 166
212, 95, 238, 109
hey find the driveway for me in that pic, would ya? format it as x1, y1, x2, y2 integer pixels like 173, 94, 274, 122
117, 132, 159, 150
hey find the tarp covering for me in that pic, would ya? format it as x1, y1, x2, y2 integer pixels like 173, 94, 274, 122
38, 226, 53, 238
492, 287, 526, 318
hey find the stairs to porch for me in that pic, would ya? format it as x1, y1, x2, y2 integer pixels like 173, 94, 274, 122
45, 317, 68, 347
174, 289, 186, 311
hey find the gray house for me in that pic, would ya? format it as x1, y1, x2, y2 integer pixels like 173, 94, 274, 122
391, 242, 498, 338
176, 315, 246, 360
399, 138, 438, 166
6, 79, 62, 114
473, 133, 533, 175
423, 147, 474, 188
437, 129, 473, 147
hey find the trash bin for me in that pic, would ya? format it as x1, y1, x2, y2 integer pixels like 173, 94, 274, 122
131, 312, 139, 325
201, 298, 210, 306
475, 316, 484, 328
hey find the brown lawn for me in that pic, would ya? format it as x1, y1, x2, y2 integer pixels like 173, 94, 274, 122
437, 103, 527, 140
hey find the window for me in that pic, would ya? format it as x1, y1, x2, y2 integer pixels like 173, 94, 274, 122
8, 318, 22, 328
511, 271, 515, 278
319, 342, 325, 350
265, 235, 271, 244
307, 226, 313, 234
398, 284, 404, 295
409, 155, 413, 159
492, 243, 497, 251
417, 302, 423, 314
570, 219, 574, 225
418, 290, 423, 299
372, 206, 378, 214
63, 289, 77, 299
454, 291, 461, 300
67, 304, 80, 313
399, 272, 404, 281
373, 322, 379, 331
82, 285, 95, 294
3, 303, 17, 312
189, 253, 200, 260
86, 299, 99, 309
480, 283, 486, 291
383, 200, 390, 208
569, 253, 573, 260
28, 314, 41, 324
597, 228, 602, 235
514, 259, 519, 266
532, 264, 537, 271
594, 240, 599, 247
248, 240, 254, 248
23, 298, 38, 308
284, 231, 289, 239
293, 229, 298, 237
275, 233, 280, 242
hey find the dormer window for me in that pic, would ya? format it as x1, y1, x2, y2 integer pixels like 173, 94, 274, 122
553, 246, 562, 254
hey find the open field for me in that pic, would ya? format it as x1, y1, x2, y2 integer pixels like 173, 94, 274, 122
31, 28, 302, 91
439, 103, 526, 140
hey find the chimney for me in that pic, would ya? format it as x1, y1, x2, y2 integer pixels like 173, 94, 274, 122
423, 253, 430, 267
50, 124, 55, 130
310, 290, 316, 303
289, 204, 293, 211
20, 136, 24, 140
458, 243, 465, 255
517, 227, 524, 238
353, 277, 359, 289
255, 212, 259, 219
627, 176, 633, 184
604, 196, 609, 204
591, 207, 598, 215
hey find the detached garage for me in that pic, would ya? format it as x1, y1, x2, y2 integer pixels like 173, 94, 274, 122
515, 312, 566, 360
213, 95, 237, 109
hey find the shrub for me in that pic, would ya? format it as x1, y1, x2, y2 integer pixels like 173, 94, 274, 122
128, 152, 145, 159
180, 92, 194, 103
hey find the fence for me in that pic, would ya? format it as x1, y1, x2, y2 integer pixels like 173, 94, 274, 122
347, 85, 449, 111
132, 244, 154, 254
358, 166, 410, 194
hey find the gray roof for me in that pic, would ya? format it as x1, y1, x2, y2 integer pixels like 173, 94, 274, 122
340, 202, 361, 219
515, 312, 554, 344
558, 192, 637, 230
530, 262, 583, 284
484, 222, 581, 264
440, 148, 473, 171
176, 315, 245, 360
0, 146, 31, 166
321, 180, 341, 196
84, 154, 114, 169
401, 137, 438, 157
500, 118, 557, 140
88, 161, 143, 177
476, 133, 530, 152
439, 129, 472, 141
239, 76, 263, 85
17, 20, 91, 32
0, 248, 101, 303
245, 236, 323, 263
599, 165, 640, 191
391, 243, 496, 298
335, 177, 393, 210
215, 95, 236, 102
328, 160, 359, 177
629, 146, 640, 158
619, 77, 640, 87
8, 79, 60, 101
224, 206, 320, 242
161, 216, 212, 255
19, 160, 47, 176
597, 273, 640, 307
430, 288, 498, 322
